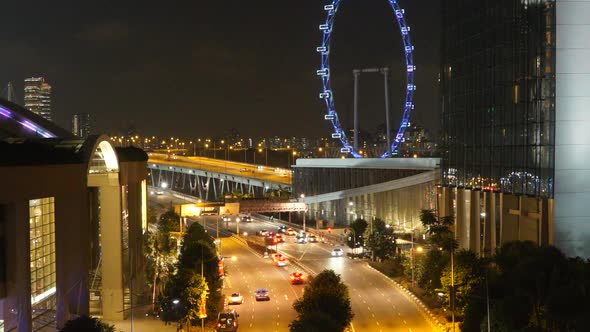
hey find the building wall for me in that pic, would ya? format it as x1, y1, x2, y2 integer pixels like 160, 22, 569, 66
305, 175, 438, 230
0, 164, 88, 331
0, 157, 148, 330
554, 0, 590, 259
442, 188, 552, 256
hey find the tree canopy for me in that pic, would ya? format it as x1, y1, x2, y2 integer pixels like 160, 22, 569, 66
346, 218, 368, 249
365, 218, 397, 260
290, 270, 353, 332
59, 316, 115, 332
419, 209, 456, 251
461, 241, 590, 331
160, 222, 222, 325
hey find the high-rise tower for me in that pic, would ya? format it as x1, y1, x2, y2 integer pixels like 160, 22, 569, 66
439, 0, 590, 259
72, 113, 91, 139
24, 77, 52, 121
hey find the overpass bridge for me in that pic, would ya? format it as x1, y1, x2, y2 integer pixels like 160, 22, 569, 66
148, 153, 292, 201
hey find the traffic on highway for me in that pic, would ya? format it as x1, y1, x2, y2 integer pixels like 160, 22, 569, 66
150, 189, 434, 331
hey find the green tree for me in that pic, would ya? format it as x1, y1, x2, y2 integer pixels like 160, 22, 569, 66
440, 250, 483, 316
159, 209, 181, 234
145, 209, 180, 312
161, 268, 209, 327
461, 242, 590, 331
415, 248, 447, 294
365, 218, 397, 260
59, 316, 115, 332
419, 209, 456, 250
346, 218, 368, 250
290, 270, 353, 332
175, 222, 222, 322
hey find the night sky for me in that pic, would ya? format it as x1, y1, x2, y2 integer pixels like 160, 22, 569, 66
0, 0, 440, 139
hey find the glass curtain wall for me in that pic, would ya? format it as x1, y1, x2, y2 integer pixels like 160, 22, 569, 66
441, 0, 555, 198
29, 197, 56, 309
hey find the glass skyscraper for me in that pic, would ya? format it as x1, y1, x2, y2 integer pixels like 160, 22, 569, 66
439, 0, 590, 259
72, 113, 91, 139
24, 77, 52, 122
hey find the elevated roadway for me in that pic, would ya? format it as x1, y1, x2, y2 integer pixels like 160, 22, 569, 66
147, 153, 292, 200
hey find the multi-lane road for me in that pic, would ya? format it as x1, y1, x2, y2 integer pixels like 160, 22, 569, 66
150, 191, 435, 332
148, 153, 292, 185
220, 238, 303, 332
230, 218, 434, 332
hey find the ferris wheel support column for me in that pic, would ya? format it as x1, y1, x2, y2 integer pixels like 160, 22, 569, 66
353, 69, 360, 152
382, 67, 392, 157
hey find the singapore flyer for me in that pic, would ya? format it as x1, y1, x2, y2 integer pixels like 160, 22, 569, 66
317, 0, 415, 158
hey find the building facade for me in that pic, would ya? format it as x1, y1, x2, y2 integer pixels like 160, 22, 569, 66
24, 78, 52, 122
440, 0, 590, 259
293, 158, 440, 231
0, 98, 148, 331
72, 113, 91, 139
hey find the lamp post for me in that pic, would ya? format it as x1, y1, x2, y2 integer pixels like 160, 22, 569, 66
451, 247, 455, 332
300, 194, 306, 232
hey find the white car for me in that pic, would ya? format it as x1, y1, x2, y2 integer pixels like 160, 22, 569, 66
331, 248, 344, 257
228, 292, 244, 305
255, 288, 270, 301
272, 253, 288, 267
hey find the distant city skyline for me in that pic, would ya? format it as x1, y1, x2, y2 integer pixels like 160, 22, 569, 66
0, 0, 440, 139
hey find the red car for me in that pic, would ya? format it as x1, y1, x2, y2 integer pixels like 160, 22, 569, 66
290, 272, 305, 284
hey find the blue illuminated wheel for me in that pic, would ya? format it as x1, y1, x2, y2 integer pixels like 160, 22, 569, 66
317, 0, 415, 158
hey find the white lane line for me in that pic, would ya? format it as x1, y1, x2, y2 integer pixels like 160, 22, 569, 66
403, 320, 407, 324
350, 322, 356, 332
372, 313, 375, 318
284, 294, 289, 301
249, 323, 252, 328
398, 312, 401, 316
409, 329, 413, 332
376, 321, 380, 326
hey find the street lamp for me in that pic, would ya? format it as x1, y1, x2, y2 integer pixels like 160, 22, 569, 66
410, 243, 423, 288
300, 194, 306, 232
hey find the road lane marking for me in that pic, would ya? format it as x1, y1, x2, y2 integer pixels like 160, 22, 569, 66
403, 320, 407, 324
372, 313, 375, 318
284, 294, 289, 301
350, 322, 356, 332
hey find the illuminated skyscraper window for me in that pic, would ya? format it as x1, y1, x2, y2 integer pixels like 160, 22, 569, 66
24, 77, 52, 122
